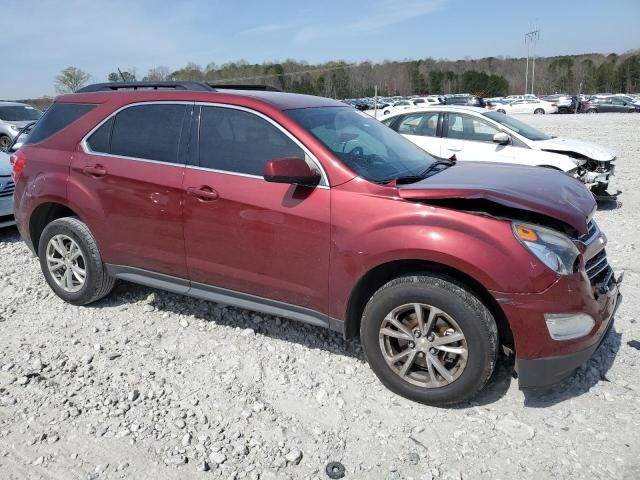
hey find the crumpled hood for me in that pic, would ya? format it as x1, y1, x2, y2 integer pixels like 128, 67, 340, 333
398, 162, 596, 234
534, 137, 616, 161
0, 151, 12, 177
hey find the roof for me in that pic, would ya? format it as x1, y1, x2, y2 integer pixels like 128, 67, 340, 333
55, 88, 346, 112
382, 105, 490, 118
0, 101, 31, 107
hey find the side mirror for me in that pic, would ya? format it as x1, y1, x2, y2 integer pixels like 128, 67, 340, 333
263, 157, 321, 187
493, 132, 511, 145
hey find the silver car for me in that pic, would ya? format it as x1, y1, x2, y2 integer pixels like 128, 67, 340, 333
0, 122, 34, 227
0, 101, 42, 151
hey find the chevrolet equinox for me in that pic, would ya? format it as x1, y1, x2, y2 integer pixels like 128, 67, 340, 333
12, 82, 622, 405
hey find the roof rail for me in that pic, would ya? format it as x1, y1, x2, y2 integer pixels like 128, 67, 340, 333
77, 81, 216, 93
208, 84, 282, 92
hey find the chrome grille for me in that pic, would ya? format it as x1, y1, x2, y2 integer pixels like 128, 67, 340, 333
585, 248, 614, 290
578, 220, 598, 243
0, 177, 15, 198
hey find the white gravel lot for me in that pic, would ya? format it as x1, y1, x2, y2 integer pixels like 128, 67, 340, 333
0, 113, 639, 480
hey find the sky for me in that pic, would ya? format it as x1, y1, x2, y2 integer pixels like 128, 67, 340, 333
2, 0, 639, 99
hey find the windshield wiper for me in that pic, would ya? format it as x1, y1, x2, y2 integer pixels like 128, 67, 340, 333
390, 160, 454, 184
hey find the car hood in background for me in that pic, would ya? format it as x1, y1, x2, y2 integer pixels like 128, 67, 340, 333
534, 137, 616, 161
0, 151, 12, 176
397, 162, 596, 234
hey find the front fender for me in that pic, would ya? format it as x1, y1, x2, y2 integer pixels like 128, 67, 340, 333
328, 188, 558, 320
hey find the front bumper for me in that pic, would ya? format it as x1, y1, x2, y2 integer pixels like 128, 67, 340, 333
517, 291, 620, 387
0, 195, 14, 227
491, 258, 622, 388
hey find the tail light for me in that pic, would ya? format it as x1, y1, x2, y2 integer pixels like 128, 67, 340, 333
10, 150, 26, 182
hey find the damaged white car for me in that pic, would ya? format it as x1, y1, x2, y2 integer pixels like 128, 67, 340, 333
382, 106, 619, 200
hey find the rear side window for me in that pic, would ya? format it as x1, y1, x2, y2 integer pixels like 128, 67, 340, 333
198, 106, 304, 176
107, 104, 187, 164
86, 117, 114, 153
25, 103, 95, 145
397, 112, 439, 137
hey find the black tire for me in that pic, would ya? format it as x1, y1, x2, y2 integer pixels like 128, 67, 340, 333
360, 274, 498, 406
0, 135, 10, 151
38, 217, 115, 306
497, 109, 506, 114
534, 108, 545, 114
587, 108, 597, 114
383, 110, 390, 115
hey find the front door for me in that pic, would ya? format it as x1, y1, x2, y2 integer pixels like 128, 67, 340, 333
440, 112, 513, 162
71, 102, 191, 278
182, 105, 331, 314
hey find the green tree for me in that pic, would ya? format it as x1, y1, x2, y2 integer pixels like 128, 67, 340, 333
55, 67, 91, 93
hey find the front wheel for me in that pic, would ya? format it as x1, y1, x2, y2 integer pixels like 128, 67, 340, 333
0, 135, 10, 151
534, 108, 545, 114
360, 274, 498, 406
38, 217, 115, 306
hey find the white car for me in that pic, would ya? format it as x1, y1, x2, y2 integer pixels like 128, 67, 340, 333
496, 99, 558, 115
0, 122, 34, 227
381, 106, 618, 199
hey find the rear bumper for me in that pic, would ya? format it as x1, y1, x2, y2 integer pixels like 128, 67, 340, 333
516, 292, 620, 387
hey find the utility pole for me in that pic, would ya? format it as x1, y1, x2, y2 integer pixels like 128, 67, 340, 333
374, 85, 378, 119
525, 29, 540, 95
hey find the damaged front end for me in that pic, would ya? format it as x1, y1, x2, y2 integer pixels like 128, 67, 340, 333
578, 159, 621, 201
545, 150, 621, 201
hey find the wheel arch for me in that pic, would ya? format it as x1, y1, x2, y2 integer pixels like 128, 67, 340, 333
343, 259, 513, 349
29, 202, 83, 255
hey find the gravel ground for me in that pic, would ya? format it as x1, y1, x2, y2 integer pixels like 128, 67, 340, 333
0, 113, 639, 480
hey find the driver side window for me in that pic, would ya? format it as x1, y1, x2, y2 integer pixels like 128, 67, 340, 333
446, 113, 501, 142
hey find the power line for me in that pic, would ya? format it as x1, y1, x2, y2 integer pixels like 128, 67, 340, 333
525, 29, 541, 95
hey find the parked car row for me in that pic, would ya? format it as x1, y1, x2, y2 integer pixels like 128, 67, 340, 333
3, 82, 625, 407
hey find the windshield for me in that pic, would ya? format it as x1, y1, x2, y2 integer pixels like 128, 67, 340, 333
483, 111, 552, 141
286, 107, 436, 182
0, 105, 42, 122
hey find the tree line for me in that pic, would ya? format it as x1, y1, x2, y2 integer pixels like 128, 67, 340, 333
17, 50, 640, 107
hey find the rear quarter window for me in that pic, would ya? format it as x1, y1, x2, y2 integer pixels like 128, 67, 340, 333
25, 103, 95, 145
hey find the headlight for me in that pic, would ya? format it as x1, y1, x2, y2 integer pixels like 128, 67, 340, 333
9, 125, 20, 132
513, 222, 580, 275
544, 312, 594, 340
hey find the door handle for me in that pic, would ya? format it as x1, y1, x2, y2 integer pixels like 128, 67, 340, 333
186, 186, 219, 201
83, 164, 107, 177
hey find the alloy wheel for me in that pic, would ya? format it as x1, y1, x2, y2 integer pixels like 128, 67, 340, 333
46, 234, 86, 293
378, 303, 468, 388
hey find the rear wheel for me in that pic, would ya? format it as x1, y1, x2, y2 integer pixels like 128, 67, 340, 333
360, 274, 498, 406
534, 108, 545, 114
38, 217, 115, 306
587, 108, 598, 114
497, 109, 506, 114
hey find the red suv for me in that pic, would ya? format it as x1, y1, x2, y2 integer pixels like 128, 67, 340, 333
12, 82, 621, 405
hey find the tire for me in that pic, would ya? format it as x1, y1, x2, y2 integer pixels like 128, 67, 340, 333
497, 109, 506, 114
0, 135, 10, 151
383, 110, 390, 115
587, 109, 597, 114
534, 108, 545, 114
38, 217, 115, 306
360, 274, 498, 406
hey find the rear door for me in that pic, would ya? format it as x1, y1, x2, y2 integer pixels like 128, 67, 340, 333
391, 111, 442, 157
73, 102, 191, 278
182, 104, 331, 315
